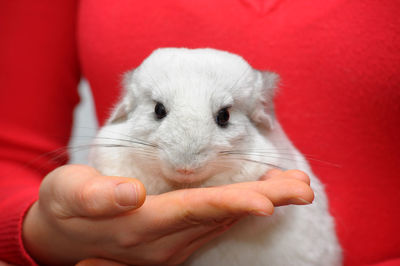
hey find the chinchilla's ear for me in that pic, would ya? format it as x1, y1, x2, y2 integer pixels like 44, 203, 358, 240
108, 70, 136, 124
250, 71, 280, 130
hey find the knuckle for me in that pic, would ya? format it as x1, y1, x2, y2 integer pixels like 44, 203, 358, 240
263, 199, 275, 214
180, 188, 239, 226
181, 206, 202, 225
287, 169, 310, 184
47, 200, 69, 218
291, 179, 313, 197
265, 168, 283, 179
41, 165, 104, 218
78, 181, 103, 215
180, 191, 202, 225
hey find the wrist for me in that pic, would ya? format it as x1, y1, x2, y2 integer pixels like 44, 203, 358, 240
22, 201, 87, 265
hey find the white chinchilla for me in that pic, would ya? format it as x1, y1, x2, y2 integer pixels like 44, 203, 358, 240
89, 48, 342, 266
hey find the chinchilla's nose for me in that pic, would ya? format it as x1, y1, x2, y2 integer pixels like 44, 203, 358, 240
164, 108, 212, 169
169, 146, 207, 170
167, 133, 210, 171
176, 168, 195, 175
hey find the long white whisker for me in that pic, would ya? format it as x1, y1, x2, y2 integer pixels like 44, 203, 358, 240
220, 150, 340, 168
218, 156, 286, 171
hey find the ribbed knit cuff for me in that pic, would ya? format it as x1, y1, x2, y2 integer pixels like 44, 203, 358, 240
0, 187, 39, 266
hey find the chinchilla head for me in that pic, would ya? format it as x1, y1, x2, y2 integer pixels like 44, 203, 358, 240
90, 48, 280, 193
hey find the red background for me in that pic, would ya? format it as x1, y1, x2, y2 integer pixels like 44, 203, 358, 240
1, 1, 399, 265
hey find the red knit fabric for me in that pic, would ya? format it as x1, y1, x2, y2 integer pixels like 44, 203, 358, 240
0, 1, 399, 265
0, 1, 80, 265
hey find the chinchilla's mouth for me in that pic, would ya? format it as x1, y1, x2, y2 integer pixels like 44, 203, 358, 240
162, 171, 213, 189
159, 160, 218, 189
162, 176, 205, 189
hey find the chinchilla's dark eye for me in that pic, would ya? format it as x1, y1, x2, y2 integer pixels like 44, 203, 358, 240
154, 102, 167, 120
216, 107, 230, 128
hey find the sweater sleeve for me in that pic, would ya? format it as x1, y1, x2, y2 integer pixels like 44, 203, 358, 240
0, 1, 80, 264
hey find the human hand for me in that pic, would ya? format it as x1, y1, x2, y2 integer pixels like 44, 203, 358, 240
22, 165, 313, 265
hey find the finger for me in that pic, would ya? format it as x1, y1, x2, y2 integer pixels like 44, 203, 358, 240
259, 169, 311, 185
42, 165, 146, 218
121, 223, 227, 264
259, 168, 284, 180
155, 222, 228, 248
140, 177, 313, 230
227, 178, 314, 206
76, 258, 127, 266
151, 217, 237, 251
167, 222, 235, 265
284, 170, 311, 185
135, 187, 274, 235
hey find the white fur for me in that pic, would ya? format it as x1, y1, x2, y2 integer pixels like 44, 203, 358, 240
89, 48, 342, 265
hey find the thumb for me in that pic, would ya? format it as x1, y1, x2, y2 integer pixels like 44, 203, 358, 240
42, 165, 146, 218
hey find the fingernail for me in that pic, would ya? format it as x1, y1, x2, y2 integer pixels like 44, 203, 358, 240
290, 197, 312, 205
115, 183, 138, 207
251, 210, 272, 217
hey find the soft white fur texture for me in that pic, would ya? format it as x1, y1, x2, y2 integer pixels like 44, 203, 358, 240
89, 48, 342, 265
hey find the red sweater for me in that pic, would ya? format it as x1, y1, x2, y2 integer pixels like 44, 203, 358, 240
1, 1, 399, 265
